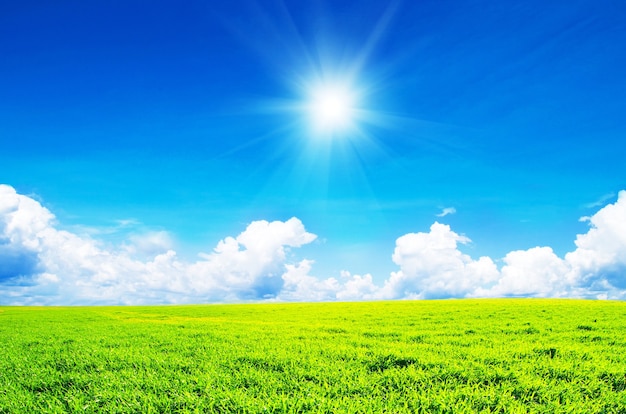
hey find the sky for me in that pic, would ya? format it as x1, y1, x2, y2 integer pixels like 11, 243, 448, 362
1, 0, 626, 305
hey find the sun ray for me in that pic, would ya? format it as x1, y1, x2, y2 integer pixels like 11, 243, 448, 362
219, 1, 440, 207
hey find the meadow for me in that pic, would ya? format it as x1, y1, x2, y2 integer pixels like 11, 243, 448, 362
0, 299, 625, 413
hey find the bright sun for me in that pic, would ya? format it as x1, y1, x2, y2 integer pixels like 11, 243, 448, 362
307, 84, 356, 135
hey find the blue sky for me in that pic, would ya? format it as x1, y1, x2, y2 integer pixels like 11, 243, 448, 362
1, 0, 626, 304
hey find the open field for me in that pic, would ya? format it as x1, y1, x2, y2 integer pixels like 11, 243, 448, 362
1, 299, 625, 413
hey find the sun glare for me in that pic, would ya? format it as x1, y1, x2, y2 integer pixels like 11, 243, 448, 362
307, 84, 356, 136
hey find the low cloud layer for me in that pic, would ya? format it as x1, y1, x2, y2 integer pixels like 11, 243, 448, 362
1, 184, 625, 305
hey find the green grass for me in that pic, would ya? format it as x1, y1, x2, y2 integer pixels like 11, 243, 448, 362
1, 299, 625, 413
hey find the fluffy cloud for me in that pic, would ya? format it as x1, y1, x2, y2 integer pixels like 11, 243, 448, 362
2, 184, 626, 304
380, 222, 499, 299
565, 191, 626, 296
279, 259, 341, 302
476, 247, 571, 298
387, 192, 626, 300
0, 185, 321, 304
0, 185, 380, 305
187, 217, 317, 301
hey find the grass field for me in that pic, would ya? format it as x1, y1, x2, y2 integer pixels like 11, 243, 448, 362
1, 299, 625, 413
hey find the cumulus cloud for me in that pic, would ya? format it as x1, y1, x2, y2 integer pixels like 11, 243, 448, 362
0, 184, 322, 304
336, 271, 380, 301
187, 217, 318, 301
380, 222, 499, 299
386, 192, 626, 300
565, 191, 626, 295
278, 259, 341, 302
1, 184, 626, 304
476, 247, 571, 298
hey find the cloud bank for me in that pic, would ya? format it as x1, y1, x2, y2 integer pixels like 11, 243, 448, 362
1, 184, 625, 305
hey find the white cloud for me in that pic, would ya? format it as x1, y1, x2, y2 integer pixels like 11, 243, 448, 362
275, 264, 380, 302
278, 259, 341, 302
436, 207, 456, 217
336, 270, 380, 301
187, 217, 318, 301
125, 231, 174, 256
386, 192, 626, 300
380, 222, 499, 299
0, 185, 320, 304
475, 247, 571, 298
565, 190, 626, 295
2, 184, 626, 304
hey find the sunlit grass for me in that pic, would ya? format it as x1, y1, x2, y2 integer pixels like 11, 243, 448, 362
1, 299, 625, 413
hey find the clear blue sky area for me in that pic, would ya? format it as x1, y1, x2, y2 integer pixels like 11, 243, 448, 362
2, 0, 625, 281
